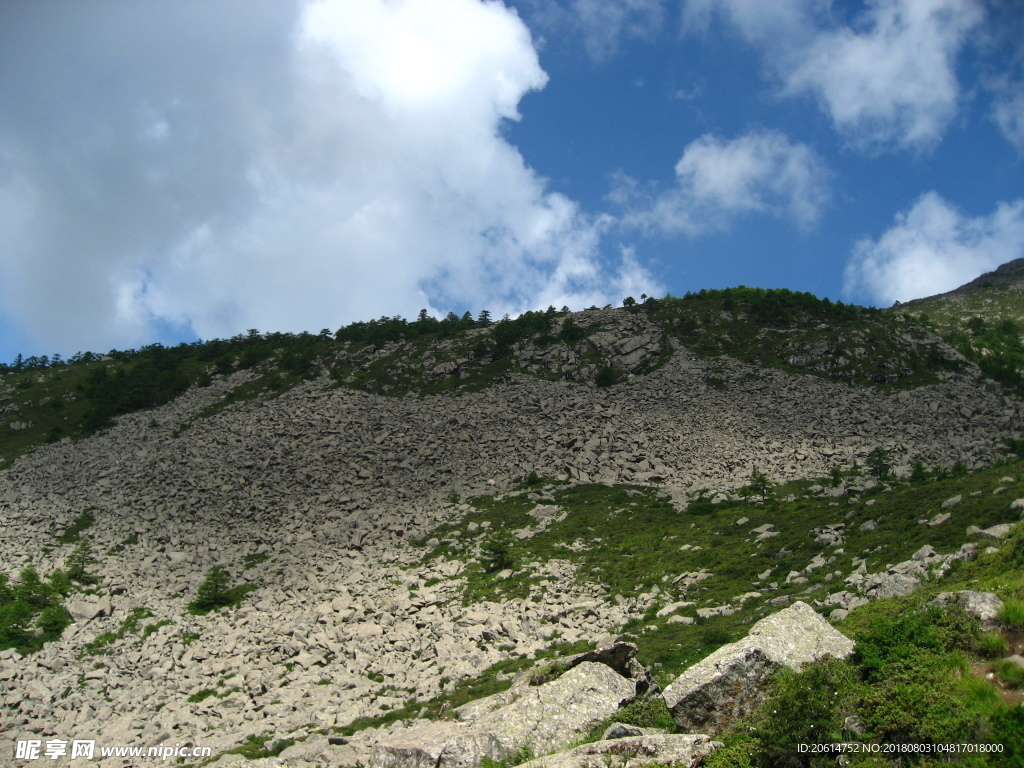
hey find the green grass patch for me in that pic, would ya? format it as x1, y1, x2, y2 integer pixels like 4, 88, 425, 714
242, 552, 270, 569
998, 599, 1024, 631
54, 509, 96, 545
993, 659, 1024, 689
334, 640, 592, 738
141, 619, 172, 641
106, 533, 138, 555
187, 689, 217, 704
417, 460, 1024, 680
197, 734, 297, 766
80, 607, 154, 656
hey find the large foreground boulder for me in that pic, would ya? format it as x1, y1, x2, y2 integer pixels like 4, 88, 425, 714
519, 734, 717, 768
370, 661, 636, 768
662, 601, 854, 734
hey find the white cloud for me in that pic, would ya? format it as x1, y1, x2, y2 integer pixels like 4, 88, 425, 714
787, 0, 983, 151
619, 129, 830, 235
844, 192, 1024, 306
681, 0, 820, 52
992, 78, 1024, 153
516, 0, 666, 60
976, 0, 1024, 155
572, 0, 666, 59
683, 0, 984, 151
0, 0, 656, 357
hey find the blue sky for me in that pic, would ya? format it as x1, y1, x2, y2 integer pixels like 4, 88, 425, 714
0, 0, 1022, 363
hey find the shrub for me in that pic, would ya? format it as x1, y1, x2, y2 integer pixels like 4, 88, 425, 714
14, 566, 51, 609
595, 366, 619, 388
858, 656, 976, 746
0, 565, 71, 653
755, 658, 859, 767
854, 606, 979, 681
702, 734, 759, 768
909, 461, 930, 483
36, 604, 72, 640
990, 705, 1024, 765
748, 468, 771, 501
613, 696, 676, 730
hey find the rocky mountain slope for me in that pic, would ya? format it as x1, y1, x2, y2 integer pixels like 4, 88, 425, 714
3, 281, 1024, 766
897, 258, 1024, 329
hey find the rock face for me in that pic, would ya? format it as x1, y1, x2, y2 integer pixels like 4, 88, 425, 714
370, 662, 637, 768
662, 601, 854, 734
519, 734, 717, 768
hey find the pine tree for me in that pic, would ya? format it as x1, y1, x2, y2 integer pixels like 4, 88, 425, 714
65, 539, 98, 584
750, 467, 772, 501
867, 448, 892, 481
191, 567, 233, 612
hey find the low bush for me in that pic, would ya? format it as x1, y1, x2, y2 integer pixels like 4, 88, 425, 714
612, 696, 676, 730
854, 606, 979, 682
857, 654, 978, 747
990, 705, 1024, 765
755, 658, 860, 767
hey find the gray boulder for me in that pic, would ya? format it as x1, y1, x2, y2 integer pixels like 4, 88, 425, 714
929, 591, 1004, 632
976, 524, 1014, 541
557, 641, 659, 697
371, 662, 636, 768
66, 595, 112, 622
519, 735, 716, 768
371, 724, 502, 768
662, 601, 854, 734
867, 572, 922, 600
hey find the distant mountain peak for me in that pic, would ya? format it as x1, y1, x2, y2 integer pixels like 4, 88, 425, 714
895, 258, 1024, 328
957, 258, 1024, 292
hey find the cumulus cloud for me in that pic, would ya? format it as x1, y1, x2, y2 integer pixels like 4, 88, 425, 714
683, 0, 984, 151
0, 0, 657, 358
617, 129, 830, 235
844, 192, 1024, 306
786, 0, 984, 151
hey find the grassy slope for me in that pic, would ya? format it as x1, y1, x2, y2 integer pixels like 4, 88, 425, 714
277, 459, 1024, 768
417, 459, 1024, 680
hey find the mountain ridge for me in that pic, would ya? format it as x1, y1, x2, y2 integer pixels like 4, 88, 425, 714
3, 270, 1024, 766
